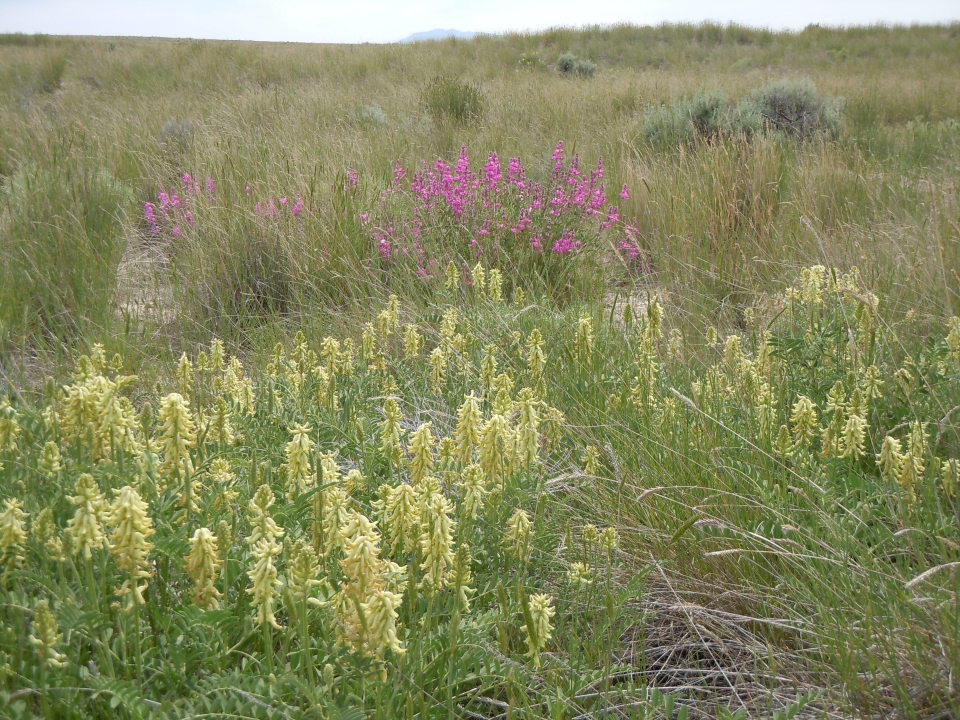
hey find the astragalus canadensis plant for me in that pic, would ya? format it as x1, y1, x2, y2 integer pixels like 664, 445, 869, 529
1, 262, 957, 718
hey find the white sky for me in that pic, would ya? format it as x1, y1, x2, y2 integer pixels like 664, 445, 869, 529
1, 0, 957, 44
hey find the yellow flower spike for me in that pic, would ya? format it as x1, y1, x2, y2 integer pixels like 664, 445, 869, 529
840, 413, 867, 461
582, 523, 599, 546
513, 287, 527, 307
460, 464, 488, 520
38, 441, 62, 477
774, 425, 793, 459
706, 325, 718, 349
286, 538, 324, 606
568, 562, 593, 588
247, 484, 285, 546
209, 338, 226, 373
599, 527, 618, 554
31, 508, 64, 562
285, 423, 314, 500
407, 422, 435, 486
515, 388, 540, 468
403, 324, 423, 360
524, 593, 554, 668
209, 397, 235, 447
452, 542, 475, 612
157, 392, 197, 487
789, 395, 819, 452
419, 491, 456, 596
481, 345, 498, 396
185, 527, 222, 610
107, 485, 155, 610
379, 398, 404, 469
0, 499, 28, 581
89, 344, 107, 373
574, 315, 594, 369
362, 588, 405, 658
344, 468, 364, 496
581, 446, 601, 476
908, 422, 928, 466
383, 483, 420, 555
877, 436, 904, 484
321, 486, 350, 558
491, 372, 515, 415
667, 328, 684, 359
487, 268, 503, 303
440, 308, 459, 346
66, 474, 107, 560
897, 452, 920, 509
247, 537, 283, 629
0, 399, 20, 453
940, 458, 958, 502
455, 394, 482, 465
504, 508, 533, 562
176, 353, 193, 398
340, 510, 383, 594
429, 347, 448, 392
479, 413, 509, 488
29, 599, 67, 669
445, 261, 459, 290
471, 262, 486, 295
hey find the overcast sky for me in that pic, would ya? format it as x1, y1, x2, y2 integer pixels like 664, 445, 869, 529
1, 0, 957, 44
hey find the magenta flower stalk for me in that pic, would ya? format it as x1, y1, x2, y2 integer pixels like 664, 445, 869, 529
143, 202, 159, 234
206, 177, 215, 196
619, 184, 630, 200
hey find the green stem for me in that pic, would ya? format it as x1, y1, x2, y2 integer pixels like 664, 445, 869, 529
262, 619, 273, 674
301, 595, 311, 680
132, 574, 143, 690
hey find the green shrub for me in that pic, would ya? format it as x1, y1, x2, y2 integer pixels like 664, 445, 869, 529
753, 78, 842, 138
420, 75, 484, 124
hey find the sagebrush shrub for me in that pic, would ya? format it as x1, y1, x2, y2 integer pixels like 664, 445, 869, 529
754, 78, 842, 138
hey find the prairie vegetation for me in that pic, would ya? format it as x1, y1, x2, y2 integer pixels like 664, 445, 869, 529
0, 23, 959, 719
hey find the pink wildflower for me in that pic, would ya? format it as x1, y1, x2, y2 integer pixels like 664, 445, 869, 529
245, 185, 251, 197
393, 160, 406, 186
182, 173, 192, 185
205, 177, 215, 196
347, 166, 359, 190
291, 196, 304, 216
619, 184, 630, 200
143, 202, 159, 234
551, 230, 581, 256
171, 226, 182, 238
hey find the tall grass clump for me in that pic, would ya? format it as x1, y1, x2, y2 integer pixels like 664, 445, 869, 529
420, 75, 484, 124
0, 164, 130, 341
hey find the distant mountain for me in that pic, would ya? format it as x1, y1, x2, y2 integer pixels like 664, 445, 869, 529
399, 29, 479, 43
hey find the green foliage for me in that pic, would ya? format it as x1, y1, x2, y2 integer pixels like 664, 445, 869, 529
420, 75, 484, 124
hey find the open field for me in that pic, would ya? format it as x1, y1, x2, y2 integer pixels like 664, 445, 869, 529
1, 23, 959, 719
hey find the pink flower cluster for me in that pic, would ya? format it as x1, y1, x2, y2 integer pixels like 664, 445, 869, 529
362, 141, 639, 277
143, 173, 213, 238
144, 173, 311, 241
